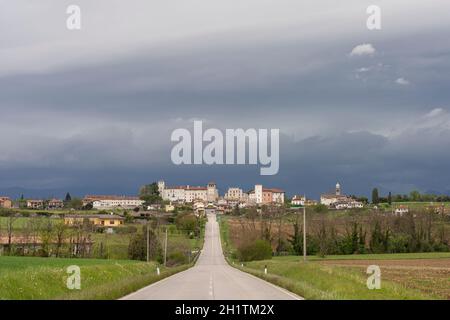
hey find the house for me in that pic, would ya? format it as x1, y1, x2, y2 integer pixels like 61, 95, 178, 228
304, 199, 318, 206
291, 195, 305, 206
158, 180, 219, 203
334, 200, 364, 210
47, 199, 64, 209
83, 195, 144, 209
26, 199, 44, 209
193, 201, 205, 216
0, 197, 12, 208
394, 205, 409, 216
146, 204, 161, 211
165, 203, 175, 212
64, 214, 125, 227
248, 184, 285, 205
224, 188, 249, 202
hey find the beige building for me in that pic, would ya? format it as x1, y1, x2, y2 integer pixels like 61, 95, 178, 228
48, 199, 64, 209
158, 180, 219, 203
0, 197, 12, 208
64, 214, 124, 227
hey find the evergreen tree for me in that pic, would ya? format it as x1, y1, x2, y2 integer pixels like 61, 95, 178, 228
372, 188, 379, 204
388, 192, 392, 205
65, 192, 72, 202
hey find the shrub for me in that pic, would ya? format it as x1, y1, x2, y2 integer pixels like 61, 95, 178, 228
237, 239, 272, 262
128, 226, 162, 261
166, 251, 189, 267
115, 225, 138, 234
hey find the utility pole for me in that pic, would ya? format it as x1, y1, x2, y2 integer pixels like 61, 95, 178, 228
146, 222, 150, 263
164, 227, 168, 266
303, 197, 307, 262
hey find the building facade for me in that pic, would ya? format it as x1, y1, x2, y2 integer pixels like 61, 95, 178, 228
158, 180, 218, 203
84, 195, 144, 209
248, 184, 285, 204
0, 197, 12, 208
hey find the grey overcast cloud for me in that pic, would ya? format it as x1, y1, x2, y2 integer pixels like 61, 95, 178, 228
1, 0, 450, 198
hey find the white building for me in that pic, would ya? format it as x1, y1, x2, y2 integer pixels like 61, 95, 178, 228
85, 195, 144, 209
394, 206, 409, 216
291, 195, 305, 206
158, 180, 218, 203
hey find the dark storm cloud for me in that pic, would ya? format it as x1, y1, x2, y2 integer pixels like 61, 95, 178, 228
1, 0, 450, 198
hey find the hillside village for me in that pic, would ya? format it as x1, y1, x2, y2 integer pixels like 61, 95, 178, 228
0, 179, 449, 269
1, 181, 449, 217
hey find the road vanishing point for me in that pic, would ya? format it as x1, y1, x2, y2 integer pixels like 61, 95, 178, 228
122, 213, 302, 300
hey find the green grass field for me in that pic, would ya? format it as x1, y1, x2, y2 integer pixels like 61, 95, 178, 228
0, 256, 188, 300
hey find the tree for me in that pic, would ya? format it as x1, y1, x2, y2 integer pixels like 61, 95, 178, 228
139, 182, 162, 205
410, 190, 421, 202
371, 188, 379, 205
65, 192, 72, 202
128, 225, 162, 261
5, 212, 17, 254
54, 221, 68, 257
370, 220, 390, 253
68, 198, 83, 210
288, 217, 303, 255
388, 192, 392, 205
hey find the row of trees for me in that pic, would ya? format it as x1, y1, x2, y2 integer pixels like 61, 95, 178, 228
371, 188, 450, 204
0, 214, 94, 258
230, 207, 449, 261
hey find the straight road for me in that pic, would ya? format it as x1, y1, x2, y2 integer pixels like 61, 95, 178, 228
121, 213, 302, 300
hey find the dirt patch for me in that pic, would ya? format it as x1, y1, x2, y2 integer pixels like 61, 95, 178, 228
320, 258, 450, 299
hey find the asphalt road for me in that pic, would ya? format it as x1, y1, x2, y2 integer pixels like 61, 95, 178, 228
121, 213, 302, 300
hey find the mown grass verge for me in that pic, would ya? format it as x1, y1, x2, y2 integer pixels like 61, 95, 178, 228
0, 256, 189, 300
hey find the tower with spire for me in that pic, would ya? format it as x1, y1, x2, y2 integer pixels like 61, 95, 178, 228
336, 182, 341, 196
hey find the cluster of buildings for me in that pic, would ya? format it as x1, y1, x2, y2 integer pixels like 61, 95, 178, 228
0, 181, 369, 214
319, 183, 364, 209
158, 180, 285, 207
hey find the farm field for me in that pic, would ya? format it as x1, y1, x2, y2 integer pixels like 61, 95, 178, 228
0, 256, 188, 300
234, 254, 450, 300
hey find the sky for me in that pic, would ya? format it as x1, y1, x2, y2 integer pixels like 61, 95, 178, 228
1, 0, 450, 199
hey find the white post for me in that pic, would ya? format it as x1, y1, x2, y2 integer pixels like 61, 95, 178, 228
264, 265, 267, 274
156, 267, 160, 276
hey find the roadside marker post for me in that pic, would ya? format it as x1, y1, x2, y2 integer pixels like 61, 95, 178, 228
156, 267, 160, 276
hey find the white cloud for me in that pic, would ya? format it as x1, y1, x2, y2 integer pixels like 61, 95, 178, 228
356, 67, 371, 73
395, 77, 410, 85
350, 44, 376, 56
425, 108, 444, 118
